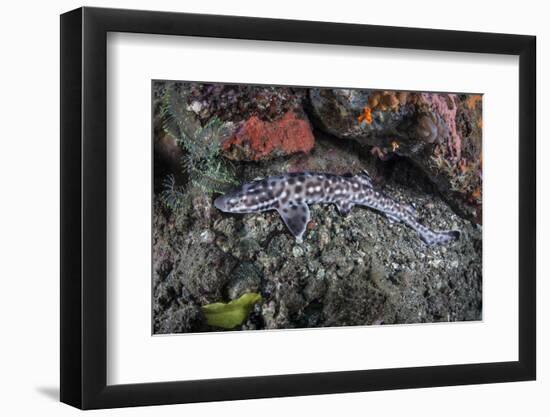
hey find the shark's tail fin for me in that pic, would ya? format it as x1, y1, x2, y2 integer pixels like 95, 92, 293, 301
419, 229, 460, 246
400, 210, 460, 246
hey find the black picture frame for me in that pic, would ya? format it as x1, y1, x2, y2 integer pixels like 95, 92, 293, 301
60, 6, 536, 410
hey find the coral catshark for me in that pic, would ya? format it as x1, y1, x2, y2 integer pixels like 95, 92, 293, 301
214, 171, 459, 245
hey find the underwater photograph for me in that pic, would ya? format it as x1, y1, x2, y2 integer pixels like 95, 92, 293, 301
152, 81, 483, 334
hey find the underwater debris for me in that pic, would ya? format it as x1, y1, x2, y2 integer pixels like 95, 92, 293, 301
201, 292, 262, 329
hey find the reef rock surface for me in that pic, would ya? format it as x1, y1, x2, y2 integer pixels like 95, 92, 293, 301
153, 134, 482, 333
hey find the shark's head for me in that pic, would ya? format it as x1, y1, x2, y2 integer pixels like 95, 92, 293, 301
214, 179, 277, 213
214, 184, 254, 213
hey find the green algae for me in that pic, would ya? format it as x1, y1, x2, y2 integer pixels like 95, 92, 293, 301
201, 293, 262, 329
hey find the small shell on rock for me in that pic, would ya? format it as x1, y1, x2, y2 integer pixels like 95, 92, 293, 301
292, 245, 304, 257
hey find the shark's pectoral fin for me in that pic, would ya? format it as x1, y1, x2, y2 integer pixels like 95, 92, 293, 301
277, 201, 310, 242
335, 200, 354, 216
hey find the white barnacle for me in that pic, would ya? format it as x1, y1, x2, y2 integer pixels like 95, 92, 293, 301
315, 186, 321, 192
308, 187, 315, 193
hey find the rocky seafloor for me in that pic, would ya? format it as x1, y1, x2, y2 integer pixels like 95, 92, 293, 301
152, 81, 482, 334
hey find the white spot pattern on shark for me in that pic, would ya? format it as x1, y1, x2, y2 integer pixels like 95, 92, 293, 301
214, 170, 460, 245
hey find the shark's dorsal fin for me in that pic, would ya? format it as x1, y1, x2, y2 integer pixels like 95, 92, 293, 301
277, 201, 310, 243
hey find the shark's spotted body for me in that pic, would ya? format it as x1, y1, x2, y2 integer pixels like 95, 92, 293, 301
214, 171, 459, 245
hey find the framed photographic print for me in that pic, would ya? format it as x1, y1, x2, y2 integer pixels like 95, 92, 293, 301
60, 6, 536, 409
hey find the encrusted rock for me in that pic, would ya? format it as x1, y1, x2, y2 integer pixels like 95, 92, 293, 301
186, 83, 306, 123
308, 88, 483, 222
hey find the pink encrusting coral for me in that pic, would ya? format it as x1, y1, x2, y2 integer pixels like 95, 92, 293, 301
420, 93, 462, 161
222, 111, 315, 161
